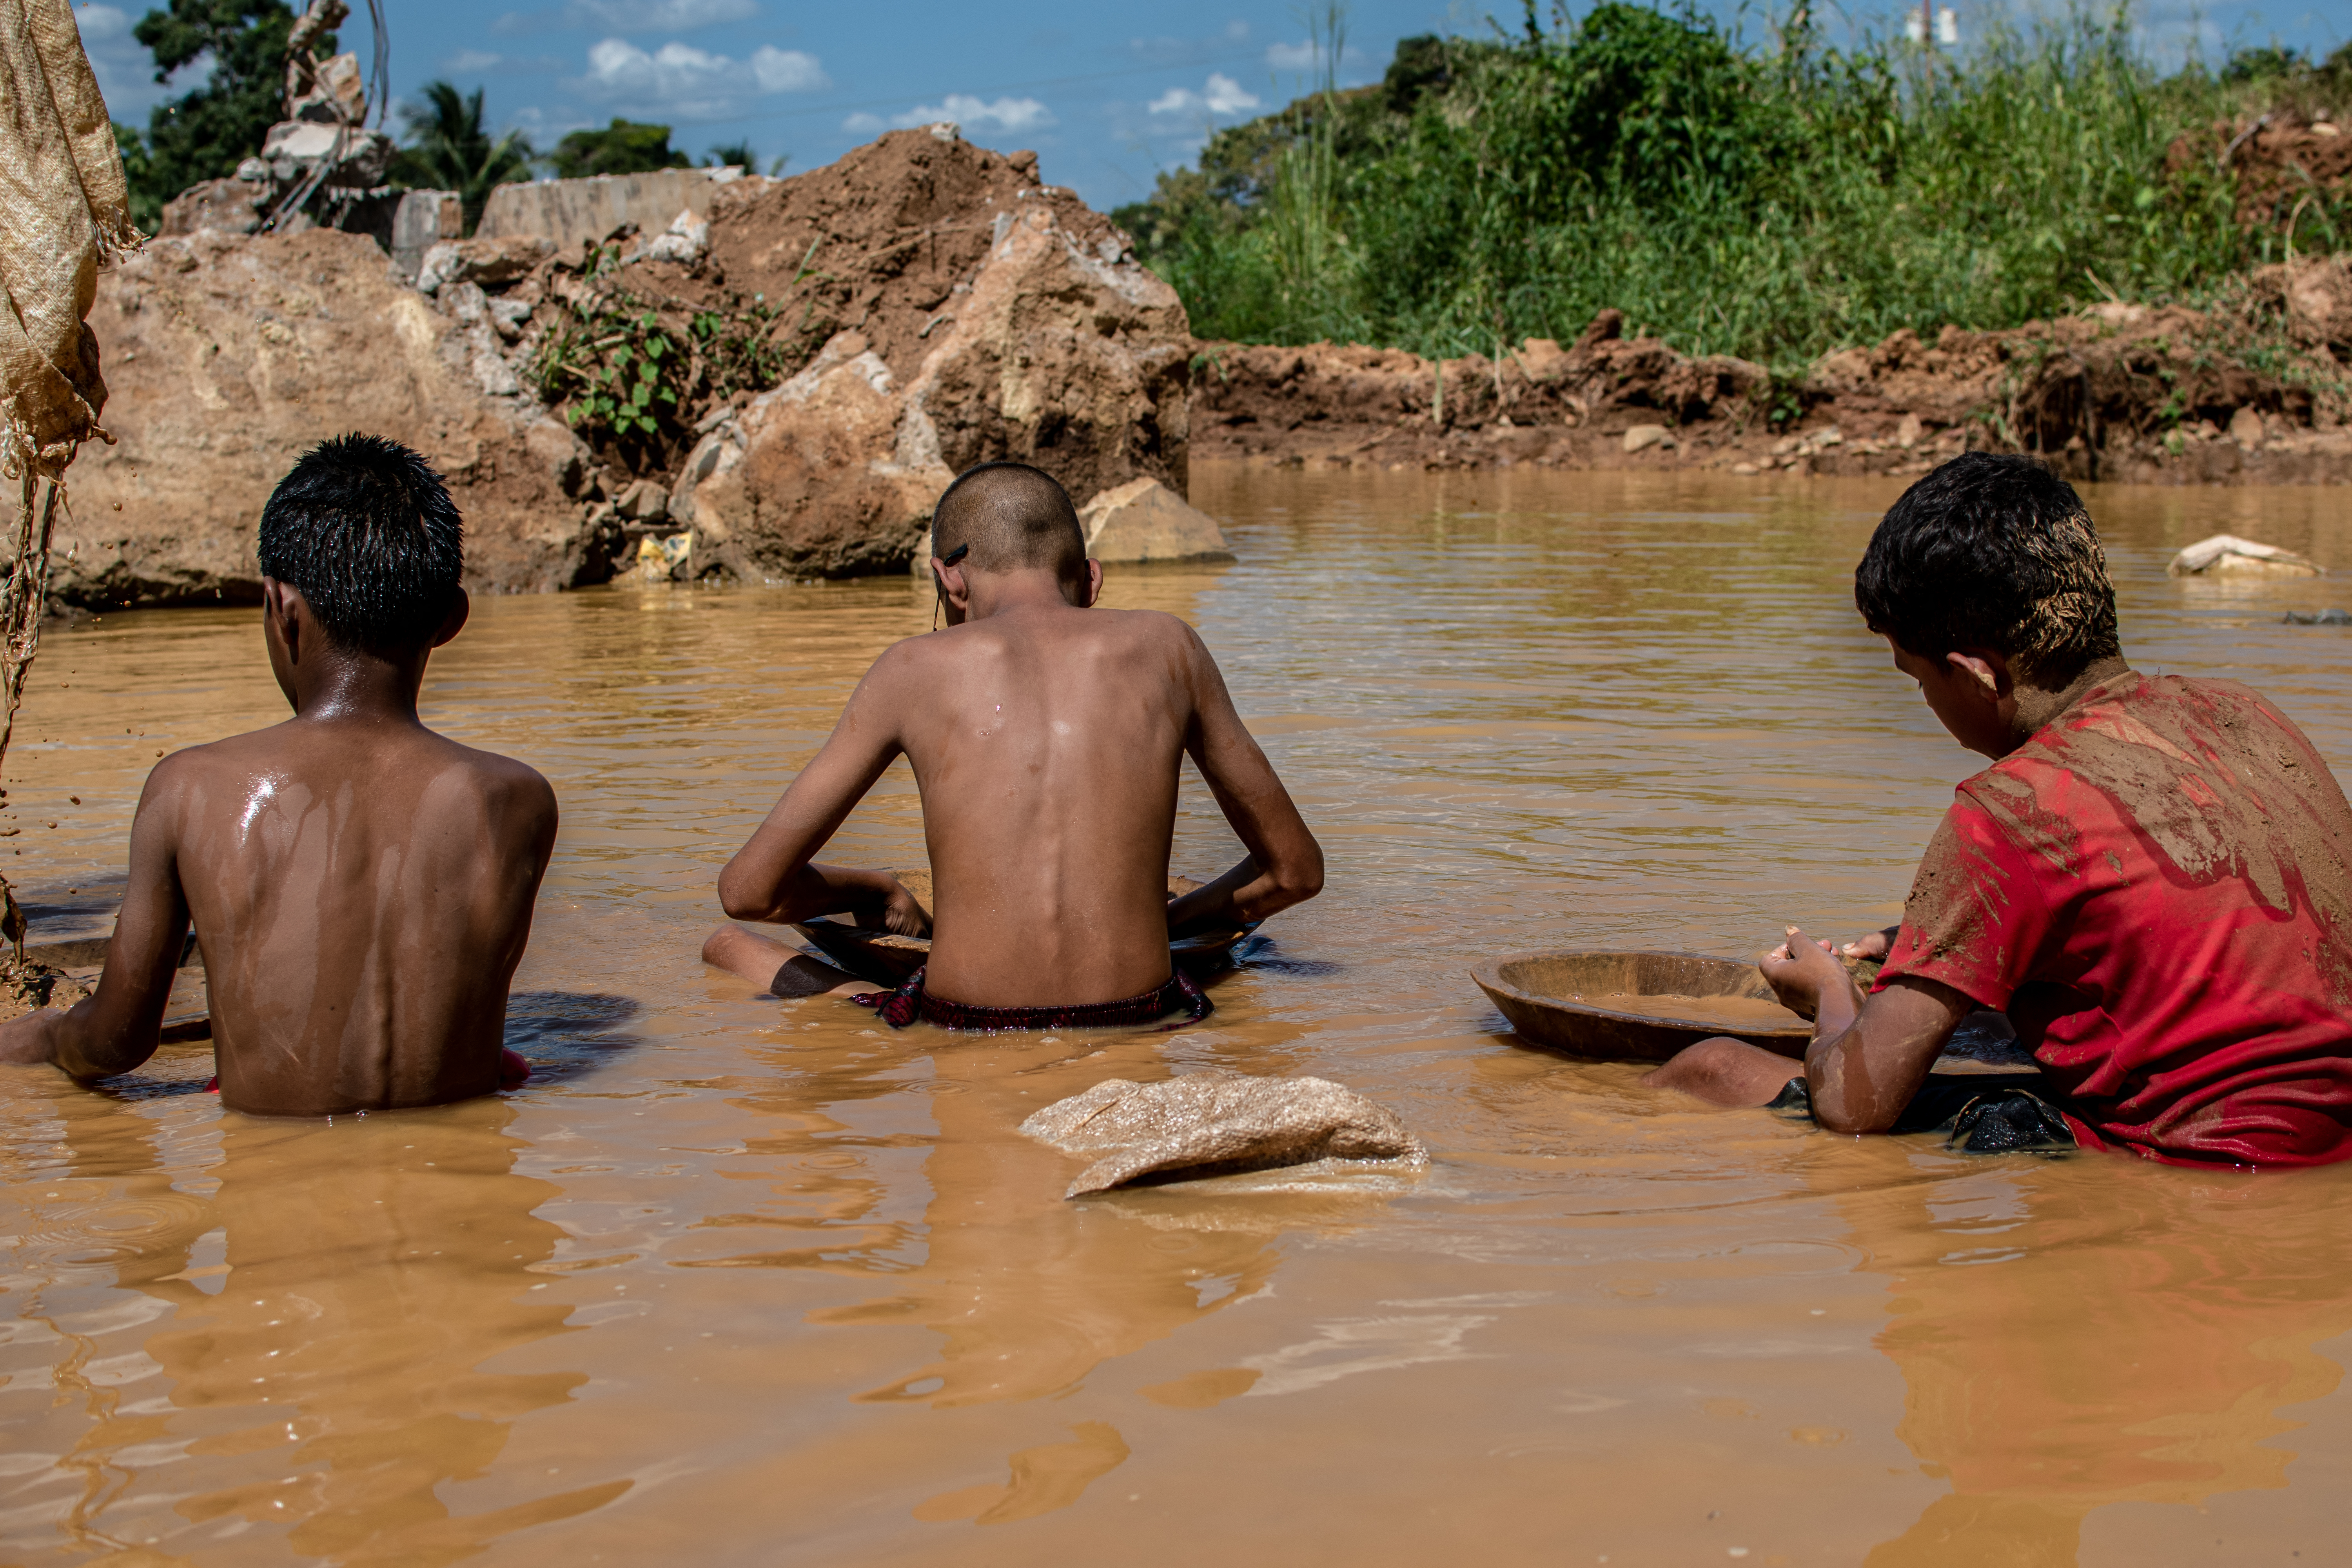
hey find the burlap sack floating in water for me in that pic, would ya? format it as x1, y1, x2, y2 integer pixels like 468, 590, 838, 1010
0, 0, 136, 479
1020, 1071, 1423, 1197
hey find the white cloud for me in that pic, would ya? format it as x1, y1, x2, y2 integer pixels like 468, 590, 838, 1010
568, 0, 759, 29
443, 49, 506, 72
1265, 38, 1367, 71
495, 0, 754, 34
1149, 72, 1260, 117
575, 36, 829, 119
750, 46, 826, 92
844, 94, 1056, 138
76, 4, 200, 125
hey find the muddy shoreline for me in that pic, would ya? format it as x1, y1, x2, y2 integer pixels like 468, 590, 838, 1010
1187, 268, 2352, 485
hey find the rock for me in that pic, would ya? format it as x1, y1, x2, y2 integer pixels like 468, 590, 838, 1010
158, 177, 271, 237
1517, 337, 1569, 381
2229, 405, 2266, 447
259, 120, 392, 188
2284, 608, 2352, 625
635, 209, 710, 265
416, 235, 555, 295
2281, 256, 2352, 350
1018, 1071, 1423, 1197
287, 50, 366, 125
614, 477, 671, 521
1622, 423, 1671, 454
1073, 477, 1233, 565
2168, 533, 2323, 577
24, 229, 612, 608
1895, 412, 1924, 448
391, 189, 463, 281
675, 129, 1191, 579
676, 330, 951, 579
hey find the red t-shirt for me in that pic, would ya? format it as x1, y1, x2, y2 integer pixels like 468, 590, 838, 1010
1875, 672, 2352, 1168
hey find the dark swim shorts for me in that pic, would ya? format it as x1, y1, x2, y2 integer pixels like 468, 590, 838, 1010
849, 965, 1214, 1032
1767, 1075, 2077, 1155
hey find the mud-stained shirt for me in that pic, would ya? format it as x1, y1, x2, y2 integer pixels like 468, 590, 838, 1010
1875, 672, 2352, 1168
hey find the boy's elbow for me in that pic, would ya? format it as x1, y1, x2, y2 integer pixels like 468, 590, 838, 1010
1274, 845, 1325, 904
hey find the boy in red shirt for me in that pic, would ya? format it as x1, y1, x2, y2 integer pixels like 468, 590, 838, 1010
1646, 454, 2352, 1167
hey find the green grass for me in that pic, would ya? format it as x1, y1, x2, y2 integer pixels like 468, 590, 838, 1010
1116, 4, 2352, 372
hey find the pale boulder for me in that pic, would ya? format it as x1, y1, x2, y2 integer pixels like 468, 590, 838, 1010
672, 330, 951, 581
29, 229, 610, 607
1622, 423, 1672, 454
1019, 1071, 1423, 1198
2168, 534, 2323, 577
1077, 477, 1234, 565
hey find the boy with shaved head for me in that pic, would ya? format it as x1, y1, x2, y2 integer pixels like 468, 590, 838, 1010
703, 461, 1323, 1029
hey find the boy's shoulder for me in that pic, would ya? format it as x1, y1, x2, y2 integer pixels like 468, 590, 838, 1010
152, 722, 552, 806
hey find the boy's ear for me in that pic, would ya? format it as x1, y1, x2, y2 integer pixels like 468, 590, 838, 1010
431, 587, 471, 649
1080, 558, 1103, 608
933, 557, 971, 623
1944, 650, 2008, 700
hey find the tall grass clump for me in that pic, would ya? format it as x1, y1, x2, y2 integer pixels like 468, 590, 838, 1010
1117, 2, 2352, 369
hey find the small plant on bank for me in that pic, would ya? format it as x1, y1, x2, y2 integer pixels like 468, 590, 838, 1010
528, 238, 793, 472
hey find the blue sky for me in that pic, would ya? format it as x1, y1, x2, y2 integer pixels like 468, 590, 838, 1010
78, 0, 2352, 212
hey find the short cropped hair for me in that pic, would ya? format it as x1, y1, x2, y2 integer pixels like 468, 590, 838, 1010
257, 434, 465, 656
1855, 453, 2119, 686
930, 462, 1085, 584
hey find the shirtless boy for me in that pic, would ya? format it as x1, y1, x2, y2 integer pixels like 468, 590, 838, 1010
1646, 453, 2352, 1167
702, 461, 1323, 1028
0, 435, 558, 1114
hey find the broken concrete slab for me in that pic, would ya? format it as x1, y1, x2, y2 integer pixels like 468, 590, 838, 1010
1020, 1070, 1423, 1197
2168, 533, 2324, 577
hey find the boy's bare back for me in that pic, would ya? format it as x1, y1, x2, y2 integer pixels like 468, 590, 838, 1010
151, 720, 554, 1112
714, 463, 1320, 1016
0, 436, 557, 1113
853, 601, 1263, 1005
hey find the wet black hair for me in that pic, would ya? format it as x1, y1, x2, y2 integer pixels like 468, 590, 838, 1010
929, 461, 1085, 585
1854, 452, 2119, 686
256, 434, 465, 656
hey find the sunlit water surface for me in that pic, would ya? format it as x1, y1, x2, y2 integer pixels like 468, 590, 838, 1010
4, 466, 2352, 1565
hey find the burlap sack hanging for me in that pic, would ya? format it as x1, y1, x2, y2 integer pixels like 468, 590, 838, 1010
0, 0, 137, 482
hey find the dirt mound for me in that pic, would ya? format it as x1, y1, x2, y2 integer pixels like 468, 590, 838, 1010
2167, 113, 2352, 234
515, 128, 1193, 579
1191, 290, 2352, 485
22, 229, 613, 609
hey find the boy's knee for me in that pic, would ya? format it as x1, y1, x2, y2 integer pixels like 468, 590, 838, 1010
1642, 1036, 1798, 1106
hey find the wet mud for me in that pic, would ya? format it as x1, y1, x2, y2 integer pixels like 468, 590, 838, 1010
1, 469, 2350, 1561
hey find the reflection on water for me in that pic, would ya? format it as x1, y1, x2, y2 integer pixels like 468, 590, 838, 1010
2, 467, 2350, 1561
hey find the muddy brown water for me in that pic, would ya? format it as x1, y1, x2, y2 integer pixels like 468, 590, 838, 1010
4, 466, 2352, 1564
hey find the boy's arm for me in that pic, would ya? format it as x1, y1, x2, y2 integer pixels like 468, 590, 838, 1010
0, 764, 192, 1079
1166, 628, 1324, 933
717, 652, 927, 933
1762, 927, 1975, 1132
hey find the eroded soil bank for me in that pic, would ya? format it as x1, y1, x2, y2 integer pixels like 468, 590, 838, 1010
1190, 261, 2352, 484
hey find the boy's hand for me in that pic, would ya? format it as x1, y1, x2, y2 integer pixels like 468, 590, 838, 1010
1839, 926, 1899, 961
0, 1009, 60, 1066
852, 873, 932, 938
1759, 925, 1849, 1020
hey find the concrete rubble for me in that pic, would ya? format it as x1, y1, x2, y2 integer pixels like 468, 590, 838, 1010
2168, 534, 2325, 577
1019, 1071, 1424, 1197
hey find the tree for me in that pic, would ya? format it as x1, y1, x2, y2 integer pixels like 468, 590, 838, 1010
549, 119, 690, 180
131, 0, 316, 215
704, 140, 785, 175
391, 82, 533, 235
